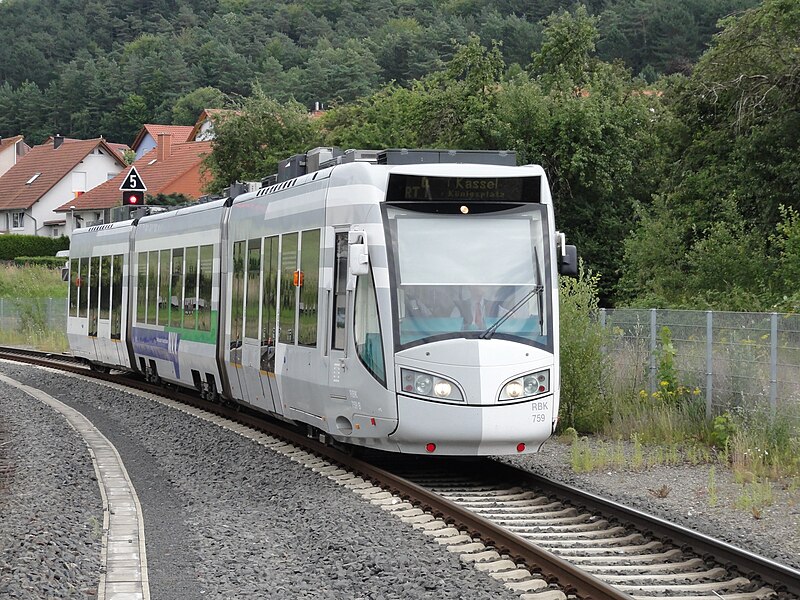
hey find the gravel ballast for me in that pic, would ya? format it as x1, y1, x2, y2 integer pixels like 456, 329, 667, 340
0, 378, 102, 600
2, 360, 798, 599
507, 439, 800, 571
0, 363, 520, 600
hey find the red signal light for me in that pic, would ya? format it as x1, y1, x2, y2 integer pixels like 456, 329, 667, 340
425, 443, 436, 453
122, 191, 142, 206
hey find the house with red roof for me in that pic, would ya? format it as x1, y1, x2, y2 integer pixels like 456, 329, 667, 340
0, 136, 126, 237
131, 124, 195, 160
0, 135, 31, 179
189, 108, 232, 142
56, 133, 213, 236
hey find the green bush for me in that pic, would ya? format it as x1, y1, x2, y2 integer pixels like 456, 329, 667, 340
13, 256, 67, 268
558, 263, 612, 433
0, 235, 69, 260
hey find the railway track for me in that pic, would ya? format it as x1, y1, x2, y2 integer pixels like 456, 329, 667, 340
2, 347, 799, 600
371, 455, 799, 600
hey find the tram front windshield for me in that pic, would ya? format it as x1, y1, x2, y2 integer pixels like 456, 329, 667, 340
386, 205, 551, 350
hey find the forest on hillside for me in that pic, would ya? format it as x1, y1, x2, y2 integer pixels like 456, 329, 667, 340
0, 0, 756, 143
0, 0, 797, 312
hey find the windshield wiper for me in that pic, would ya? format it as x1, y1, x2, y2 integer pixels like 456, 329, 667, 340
480, 284, 544, 340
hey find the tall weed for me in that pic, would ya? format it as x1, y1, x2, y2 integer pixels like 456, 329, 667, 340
559, 263, 611, 433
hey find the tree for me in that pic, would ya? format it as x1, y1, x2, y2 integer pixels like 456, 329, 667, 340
203, 86, 322, 192
295, 39, 382, 106
770, 206, 800, 311
620, 0, 800, 309
408, 34, 505, 148
531, 5, 599, 89
320, 84, 420, 149
172, 87, 227, 125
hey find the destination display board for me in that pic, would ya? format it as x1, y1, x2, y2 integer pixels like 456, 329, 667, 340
386, 175, 540, 204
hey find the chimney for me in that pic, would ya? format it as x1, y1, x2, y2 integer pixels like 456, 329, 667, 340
54, 134, 64, 149
157, 132, 172, 162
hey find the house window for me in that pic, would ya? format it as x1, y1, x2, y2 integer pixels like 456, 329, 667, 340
26, 173, 41, 185
72, 172, 87, 193
11, 212, 24, 229
52, 227, 59, 237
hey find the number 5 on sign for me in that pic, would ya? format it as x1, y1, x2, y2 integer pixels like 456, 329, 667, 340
119, 166, 147, 192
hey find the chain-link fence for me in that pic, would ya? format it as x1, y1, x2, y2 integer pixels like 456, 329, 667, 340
0, 297, 66, 334
602, 309, 800, 416
1, 300, 798, 417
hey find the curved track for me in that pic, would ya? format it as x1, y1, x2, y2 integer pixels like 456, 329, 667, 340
2, 347, 799, 600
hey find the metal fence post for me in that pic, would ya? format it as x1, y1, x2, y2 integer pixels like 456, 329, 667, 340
770, 312, 778, 413
599, 308, 607, 356
649, 308, 657, 395
706, 310, 713, 419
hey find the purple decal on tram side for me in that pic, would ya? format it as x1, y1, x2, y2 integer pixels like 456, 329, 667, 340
132, 327, 181, 378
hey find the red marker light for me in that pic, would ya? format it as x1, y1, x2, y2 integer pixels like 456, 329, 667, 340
370, 417, 376, 426
425, 443, 436, 453
516, 443, 526, 453
123, 191, 142, 206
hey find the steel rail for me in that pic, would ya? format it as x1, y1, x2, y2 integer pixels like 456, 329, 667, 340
0, 348, 630, 600
488, 460, 800, 598
5, 348, 798, 598
224, 419, 633, 600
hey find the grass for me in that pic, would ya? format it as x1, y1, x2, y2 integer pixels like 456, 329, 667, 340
0, 263, 68, 352
566, 381, 799, 477
603, 393, 710, 445
0, 263, 66, 299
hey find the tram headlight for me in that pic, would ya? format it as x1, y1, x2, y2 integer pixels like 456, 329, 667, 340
433, 381, 452, 397
400, 369, 463, 402
500, 369, 550, 401
505, 381, 524, 398
415, 374, 433, 395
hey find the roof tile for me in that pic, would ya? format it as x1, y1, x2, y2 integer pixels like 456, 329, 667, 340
56, 141, 213, 211
0, 138, 123, 210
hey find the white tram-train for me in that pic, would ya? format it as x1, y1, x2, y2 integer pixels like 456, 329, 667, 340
67, 149, 577, 455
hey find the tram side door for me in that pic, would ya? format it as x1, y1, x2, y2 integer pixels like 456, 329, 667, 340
327, 230, 360, 429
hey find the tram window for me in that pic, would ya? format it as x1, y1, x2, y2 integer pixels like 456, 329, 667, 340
137, 252, 147, 323
245, 238, 261, 339
69, 259, 78, 317
184, 246, 199, 330
354, 267, 385, 384
100, 255, 111, 320
279, 233, 298, 344
170, 248, 184, 328
88, 256, 100, 336
147, 250, 158, 325
198, 245, 213, 332
158, 249, 170, 326
78, 258, 89, 318
232, 241, 246, 351
261, 236, 279, 371
111, 254, 123, 340
298, 229, 320, 347
332, 233, 348, 350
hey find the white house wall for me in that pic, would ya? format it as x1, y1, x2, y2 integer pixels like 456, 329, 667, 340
33, 150, 123, 237
0, 145, 17, 179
